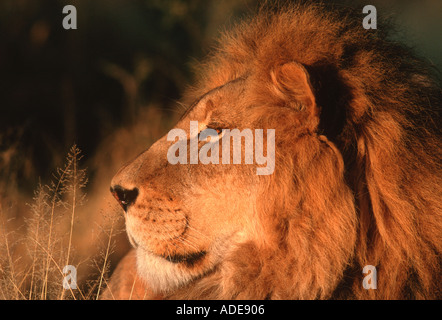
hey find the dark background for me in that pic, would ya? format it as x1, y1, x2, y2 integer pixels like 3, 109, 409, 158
0, 0, 441, 194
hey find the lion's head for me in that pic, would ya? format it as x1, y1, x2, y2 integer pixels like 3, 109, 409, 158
108, 4, 441, 300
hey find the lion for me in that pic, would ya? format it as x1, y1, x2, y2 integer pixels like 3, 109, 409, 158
101, 3, 441, 300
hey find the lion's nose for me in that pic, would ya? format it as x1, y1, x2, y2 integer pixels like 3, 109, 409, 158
110, 185, 139, 212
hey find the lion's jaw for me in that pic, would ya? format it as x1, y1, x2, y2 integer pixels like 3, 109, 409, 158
133, 230, 247, 293
120, 181, 256, 293
120, 186, 252, 293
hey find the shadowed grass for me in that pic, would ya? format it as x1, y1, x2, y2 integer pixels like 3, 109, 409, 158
0, 145, 121, 300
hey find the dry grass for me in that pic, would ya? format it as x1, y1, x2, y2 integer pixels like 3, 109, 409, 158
0, 145, 119, 300
0, 102, 178, 300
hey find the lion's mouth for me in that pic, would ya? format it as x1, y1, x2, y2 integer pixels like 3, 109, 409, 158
134, 238, 207, 267
162, 251, 206, 266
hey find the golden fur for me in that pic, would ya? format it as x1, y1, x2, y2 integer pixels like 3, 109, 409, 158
103, 3, 441, 299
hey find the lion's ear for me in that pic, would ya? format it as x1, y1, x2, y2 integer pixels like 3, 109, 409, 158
270, 62, 318, 119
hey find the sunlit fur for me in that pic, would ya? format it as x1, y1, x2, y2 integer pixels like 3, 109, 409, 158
104, 3, 441, 300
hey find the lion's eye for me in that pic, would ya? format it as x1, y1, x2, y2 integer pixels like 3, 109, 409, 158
197, 126, 223, 141
206, 122, 225, 135
207, 127, 222, 135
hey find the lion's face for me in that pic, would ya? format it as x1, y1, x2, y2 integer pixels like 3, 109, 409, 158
111, 61, 358, 298
111, 77, 270, 292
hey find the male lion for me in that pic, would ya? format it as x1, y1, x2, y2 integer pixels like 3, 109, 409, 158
102, 3, 441, 299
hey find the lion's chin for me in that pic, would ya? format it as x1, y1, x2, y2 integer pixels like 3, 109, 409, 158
134, 232, 246, 293
135, 247, 213, 293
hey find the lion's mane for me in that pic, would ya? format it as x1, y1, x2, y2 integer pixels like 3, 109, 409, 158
167, 3, 442, 299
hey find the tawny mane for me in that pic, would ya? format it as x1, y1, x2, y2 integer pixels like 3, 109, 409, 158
177, 3, 442, 299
